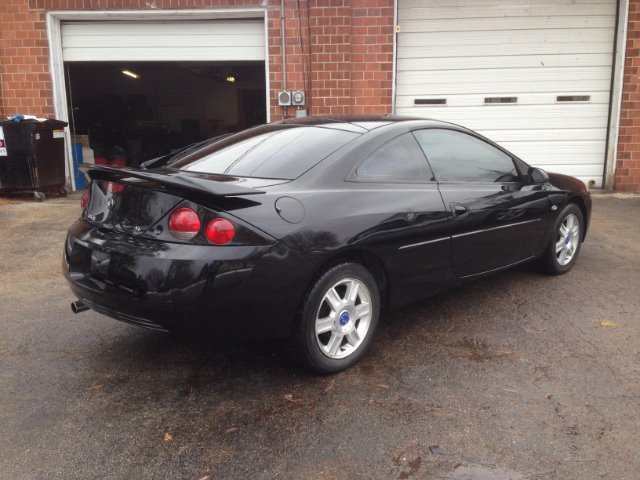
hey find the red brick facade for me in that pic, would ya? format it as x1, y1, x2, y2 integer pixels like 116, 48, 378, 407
0, 0, 394, 121
0, 0, 638, 191
267, 0, 393, 118
0, 0, 53, 117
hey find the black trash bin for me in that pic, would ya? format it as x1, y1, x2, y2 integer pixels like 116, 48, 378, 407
0, 119, 69, 201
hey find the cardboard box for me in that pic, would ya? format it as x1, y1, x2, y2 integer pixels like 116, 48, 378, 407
71, 134, 90, 148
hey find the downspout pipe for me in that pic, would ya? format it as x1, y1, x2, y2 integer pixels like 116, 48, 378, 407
391, 0, 398, 114
281, 0, 288, 118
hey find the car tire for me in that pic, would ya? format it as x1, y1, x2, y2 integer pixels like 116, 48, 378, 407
541, 203, 584, 275
290, 263, 380, 374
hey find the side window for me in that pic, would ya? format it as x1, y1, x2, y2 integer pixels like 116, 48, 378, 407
354, 133, 434, 182
412, 129, 519, 183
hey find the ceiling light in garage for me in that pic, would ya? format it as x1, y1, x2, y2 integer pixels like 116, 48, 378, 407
122, 70, 139, 79
226, 75, 236, 83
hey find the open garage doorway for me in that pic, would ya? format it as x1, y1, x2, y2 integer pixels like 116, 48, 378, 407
64, 61, 266, 167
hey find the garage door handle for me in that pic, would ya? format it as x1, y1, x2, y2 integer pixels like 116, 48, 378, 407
451, 203, 469, 218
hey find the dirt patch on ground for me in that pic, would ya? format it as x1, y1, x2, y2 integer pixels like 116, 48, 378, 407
0, 195, 23, 206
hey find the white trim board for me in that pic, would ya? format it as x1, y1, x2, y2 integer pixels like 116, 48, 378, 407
604, 0, 629, 190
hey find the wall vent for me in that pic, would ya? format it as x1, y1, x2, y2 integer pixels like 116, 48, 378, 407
557, 95, 590, 102
414, 98, 446, 106
484, 96, 517, 104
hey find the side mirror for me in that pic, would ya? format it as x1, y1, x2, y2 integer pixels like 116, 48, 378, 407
528, 167, 549, 184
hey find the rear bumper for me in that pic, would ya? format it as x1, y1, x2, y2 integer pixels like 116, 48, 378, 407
63, 220, 313, 337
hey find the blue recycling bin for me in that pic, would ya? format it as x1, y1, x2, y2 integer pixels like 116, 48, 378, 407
72, 143, 85, 189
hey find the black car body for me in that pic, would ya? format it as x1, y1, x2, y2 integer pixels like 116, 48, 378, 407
63, 116, 591, 372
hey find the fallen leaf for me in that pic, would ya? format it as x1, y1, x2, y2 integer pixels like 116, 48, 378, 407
599, 321, 617, 328
224, 427, 238, 435
163, 433, 173, 442
376, 384, 389, 389
198, 476, 210, 480
323, 379, 335, 394
283, 394, 304, 404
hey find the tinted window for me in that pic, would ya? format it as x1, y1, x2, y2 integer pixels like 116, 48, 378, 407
354, 133, 434, 182
413, 129, 519, 182
174, 126, 359, 179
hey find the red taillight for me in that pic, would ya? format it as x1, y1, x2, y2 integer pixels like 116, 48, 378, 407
81, 189, 90, 209
168, 208, 201, 240
106, 182, 125, 194
205, 218, 235, 245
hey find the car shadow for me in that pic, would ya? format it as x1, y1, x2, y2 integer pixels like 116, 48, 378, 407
86, 261, 545, 382
60, 260, 551, 476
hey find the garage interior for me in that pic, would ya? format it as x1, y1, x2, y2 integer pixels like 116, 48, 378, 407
64, 61, 266, 167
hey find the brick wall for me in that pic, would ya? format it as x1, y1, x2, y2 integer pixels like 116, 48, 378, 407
0, 0, 54, 118
271, 0, 394, 118
3, 0, 636, 191
0, 0, 394, 121
616, 0, 640, 192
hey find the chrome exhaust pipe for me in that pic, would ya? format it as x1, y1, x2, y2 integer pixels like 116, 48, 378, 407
71, 300, 90, 314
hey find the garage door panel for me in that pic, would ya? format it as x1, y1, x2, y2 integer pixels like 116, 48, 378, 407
64, 48, 266, 62
401, 16, 613, 33
396, 79, 611, 96
399, 42, 614, 60
396, 92, 611, 108
62, 20, 265, 62
400, 3, 615, 20
398, 53, 613, 71
400, 106, 608, 130
62, 20, 263, 36
401, 0, 613, 8
63, 34, 265, 50
501, 141, 606, 160
398, 28, 614, 47
411, 115, 609, 131
479, 128, 608, 143
399, 3, 611, 21
398, 67, 611, 85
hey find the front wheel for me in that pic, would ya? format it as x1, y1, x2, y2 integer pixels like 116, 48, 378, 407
541, 203, 584, 275
290, 263, 380, 374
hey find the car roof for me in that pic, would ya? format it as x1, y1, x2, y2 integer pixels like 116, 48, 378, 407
273, 115, 465, 134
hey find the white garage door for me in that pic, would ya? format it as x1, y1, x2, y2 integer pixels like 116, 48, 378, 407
396, 0, 617, 186
61, 19, 265, 62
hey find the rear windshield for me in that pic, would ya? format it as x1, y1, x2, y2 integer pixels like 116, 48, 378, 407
171, 125, 360, 179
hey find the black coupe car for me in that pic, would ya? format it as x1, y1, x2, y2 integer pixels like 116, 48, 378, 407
64, 116, 591, 373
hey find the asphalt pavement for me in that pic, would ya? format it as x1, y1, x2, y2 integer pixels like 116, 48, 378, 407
0, 192, 639, 480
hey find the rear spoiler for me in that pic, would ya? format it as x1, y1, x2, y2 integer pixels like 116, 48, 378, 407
80, 165, 265, 197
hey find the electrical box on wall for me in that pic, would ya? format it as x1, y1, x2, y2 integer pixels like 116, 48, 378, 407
291, 90, 306, 106
278, 90, 306, 107
278, 91, 292, 106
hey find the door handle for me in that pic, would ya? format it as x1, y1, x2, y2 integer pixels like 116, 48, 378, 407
450, 203, 469, 218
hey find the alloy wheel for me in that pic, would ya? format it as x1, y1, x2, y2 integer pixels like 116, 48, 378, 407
315, 277, 372, 359
555, 213, 580, 266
